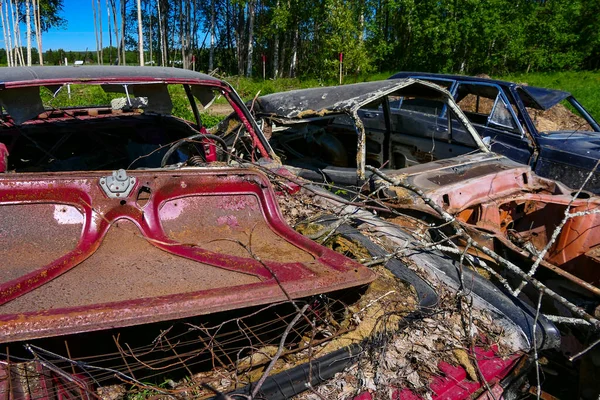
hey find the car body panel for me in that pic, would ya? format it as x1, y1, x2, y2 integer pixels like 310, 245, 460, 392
0, 168, 375, 343
390, 72, 600, 192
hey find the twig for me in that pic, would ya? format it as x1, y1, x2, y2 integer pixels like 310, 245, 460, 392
251, 303, 310, 398
569, 336, 600, 362
542, 315, 591, 326
532, 292, 543, 400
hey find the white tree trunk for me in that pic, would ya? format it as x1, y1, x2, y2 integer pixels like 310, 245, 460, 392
107, 0, 112, 64
26, 0, 32, 65
289, 27, 298, 78
9, 0, 23, 65
272, 0, 279, 78
97, 0, 103, 64
180, 0, 186, 69
208, 0, 214, 71
157, 0, 165, 66
147, 0, 152, 65
110, 0, 120, 64
246, 0, 254, 77
0, 2, 11, 67
33, 0, 43, 65
136, 0, 144, 65
121, 0, 126, 64
92, 0, 100, 63
5, 2, 14, 67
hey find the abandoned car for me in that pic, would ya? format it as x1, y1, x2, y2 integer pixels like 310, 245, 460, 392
0, 67, 563, 399
244, 79, 600, 305
225, 79, 600, 398
388, 72, 600, 193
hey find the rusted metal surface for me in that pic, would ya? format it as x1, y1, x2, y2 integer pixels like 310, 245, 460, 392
384, 152, 600, 296
0, 168, 375, 343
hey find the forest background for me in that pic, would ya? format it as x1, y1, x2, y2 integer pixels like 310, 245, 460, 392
0, 0, 598, 77
0, 0, 599, 115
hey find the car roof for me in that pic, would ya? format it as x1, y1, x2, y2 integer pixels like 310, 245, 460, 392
390, 71, 571, 110
255, 78, 448, 118
0, 66, 220, 87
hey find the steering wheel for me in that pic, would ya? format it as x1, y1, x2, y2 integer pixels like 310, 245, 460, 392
161, 134, 229, 167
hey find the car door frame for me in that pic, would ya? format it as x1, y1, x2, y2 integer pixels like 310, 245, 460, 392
447, 80, 534, 166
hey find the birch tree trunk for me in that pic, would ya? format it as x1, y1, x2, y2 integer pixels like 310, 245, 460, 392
121, 0, 126, 64
9, 0, 23, 66
157, 0, 165, 66
109, 0, 120, 64
179, 0, 186, 69
272, 0, 279, 78
236, 2, 244, 75
97, 0, 103, 64
26, 0, 31, 65
246, 0, 254, 77
273, 35, 279, 78
5, 2, 14, 66
107, 0, 112, 64
147, 0, 152, 65
136, 0, 144, 65
92, 0, 100, 63
0, 2, 11, 67
33, 0, 43, 65
208, 0, 214, 71
289, 25, 298, 78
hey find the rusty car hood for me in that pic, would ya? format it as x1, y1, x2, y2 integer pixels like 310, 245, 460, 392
384, 152, 532, 212
0, 167, 375, 343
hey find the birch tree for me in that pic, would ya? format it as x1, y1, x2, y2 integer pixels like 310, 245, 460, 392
208, 0, 214, 71
136, 0, 143, 65
109, 0, 120, 64
32, 0, 43, 64
92, 0, 99, 63
0, 2, 11, 66
245, 0, 254, 77
26, 0, 31, 65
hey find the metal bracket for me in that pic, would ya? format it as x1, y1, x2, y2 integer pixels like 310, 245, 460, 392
99, 169, 136, 198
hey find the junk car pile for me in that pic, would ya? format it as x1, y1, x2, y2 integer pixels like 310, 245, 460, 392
0, 67, 596, 399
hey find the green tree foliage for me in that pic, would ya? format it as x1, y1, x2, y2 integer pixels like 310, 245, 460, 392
187, 0, 600, 77
31, 0, 600, 77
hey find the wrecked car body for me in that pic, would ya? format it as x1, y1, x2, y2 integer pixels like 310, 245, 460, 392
236, 79, 600, 397
246, 79, 600, 306
390, 72, 600, 193
0, 69, 560, 400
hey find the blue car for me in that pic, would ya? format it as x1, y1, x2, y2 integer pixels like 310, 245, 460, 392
390, 72, 600, 193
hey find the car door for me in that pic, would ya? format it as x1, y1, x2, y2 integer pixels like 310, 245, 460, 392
452, 82, 533, 165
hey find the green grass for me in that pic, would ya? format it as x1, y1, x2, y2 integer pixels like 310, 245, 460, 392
31, 70, 600, 126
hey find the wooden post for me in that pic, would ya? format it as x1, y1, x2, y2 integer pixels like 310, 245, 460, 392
262, 53, 266, 80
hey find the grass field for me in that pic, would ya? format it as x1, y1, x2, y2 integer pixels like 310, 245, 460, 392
25, 69, 600, 126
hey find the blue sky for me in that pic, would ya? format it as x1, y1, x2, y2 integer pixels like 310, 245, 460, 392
44, 0, 116, 51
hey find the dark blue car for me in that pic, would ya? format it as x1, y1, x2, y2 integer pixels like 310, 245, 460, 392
390, 72, 600, 193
